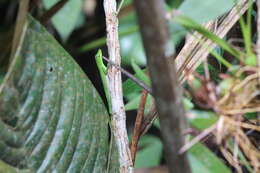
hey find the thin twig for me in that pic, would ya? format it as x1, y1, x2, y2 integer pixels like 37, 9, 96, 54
179, 124, 217, 154
116, 0, 125, 14
102, 56, 153, 94
103, 0, 133, 172
140, 103, 157, 136
130, 90, 148, 164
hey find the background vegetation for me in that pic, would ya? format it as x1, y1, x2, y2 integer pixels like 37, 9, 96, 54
0, 0, 259, 172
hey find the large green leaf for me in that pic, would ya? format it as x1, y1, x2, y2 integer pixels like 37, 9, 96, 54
0, 16, 118, 172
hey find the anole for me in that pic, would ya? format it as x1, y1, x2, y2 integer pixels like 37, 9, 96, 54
95, 49, 114, 173
95, 49, 112, 114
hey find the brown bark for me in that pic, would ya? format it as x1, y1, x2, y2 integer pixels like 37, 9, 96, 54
133, 0, 191, 173
130, 90, 148, 164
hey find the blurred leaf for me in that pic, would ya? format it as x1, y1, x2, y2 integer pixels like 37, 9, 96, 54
125, 94, 152, 113
169, 22, 187, 45
244, 112, 257, 120
120, 0, 236, 67
239, 0, 254, 57
123, 68, 148, 97
218, 77, 236, 96
196, 62, 222, 81
174, 15, 243, 60
166, 0, 184, 8
245, 54, 257, 66
153, 118, 160, 129
0, 16, 118, 172
124, 94, 141, 111
131, 60, 150, 86
120, 32, 146, 66
183, 97, 194, 110
0, 74, 4, 84
119, 12, 180, 66
135, 135, 163, 168
43, 0, 82, 41
178, 0, 234, 24
188, 110, 218, 130
119, 12, 146, 66
0, 161, 18, 173
188, 141, 232, 173
80, 25, 138, 52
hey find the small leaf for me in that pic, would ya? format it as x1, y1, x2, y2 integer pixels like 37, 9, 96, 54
43, 0, 82, 41
135, 135, 163, 168
178, 0, 234, 24
245, 54, 257, 66
125, 94, 152, 113
119, 12, 147, 66
218, 77, 236, 96
123, 68, 148, 97
188, 110, 218, 130
166, 0, 184, 8
183, 97, 194, 110
188, 142, 232, 173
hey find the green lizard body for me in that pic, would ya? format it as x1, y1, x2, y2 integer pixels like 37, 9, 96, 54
95, 50, 114, 173
95, 49, 112, 114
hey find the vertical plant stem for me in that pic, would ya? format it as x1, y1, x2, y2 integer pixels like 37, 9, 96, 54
133, 0, 191, 173
130, 90, 148, 164
103, 0, 133, 172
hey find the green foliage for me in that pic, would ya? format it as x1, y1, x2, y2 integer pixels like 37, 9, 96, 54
188, 110, 218, 130
1, 0, 252, 172
135, 135, 163, 168
122, 68, 148, 97
166, 0, 184, 8
0, 16, 118, 172
188, 141, 231, 173
135, 135, 231, 173
80, 0, 236, 65
43, 0, 83, 41
119, 12, 146, 66
0, 161, 18, 173
174, 15, 243, 60
125, 94, 152, 112
178, 0, 234, 24
239, 0, 257, 66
